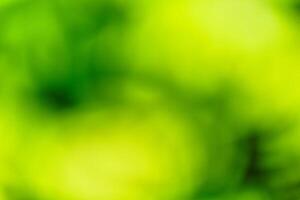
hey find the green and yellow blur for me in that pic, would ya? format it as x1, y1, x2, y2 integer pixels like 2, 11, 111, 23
0, 0, 300, 199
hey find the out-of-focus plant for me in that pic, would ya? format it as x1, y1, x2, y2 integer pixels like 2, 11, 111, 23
0, 0, 299, 200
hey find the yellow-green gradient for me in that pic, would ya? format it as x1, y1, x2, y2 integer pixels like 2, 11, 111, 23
0, 0, 299, 199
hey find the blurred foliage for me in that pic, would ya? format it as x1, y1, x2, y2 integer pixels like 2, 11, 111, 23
0, 0, 299, 199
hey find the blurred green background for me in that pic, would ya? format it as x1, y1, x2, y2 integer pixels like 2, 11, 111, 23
0, 0, 300, 199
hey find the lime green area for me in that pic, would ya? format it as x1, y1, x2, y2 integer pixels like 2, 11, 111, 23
0, 0, 299, 199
